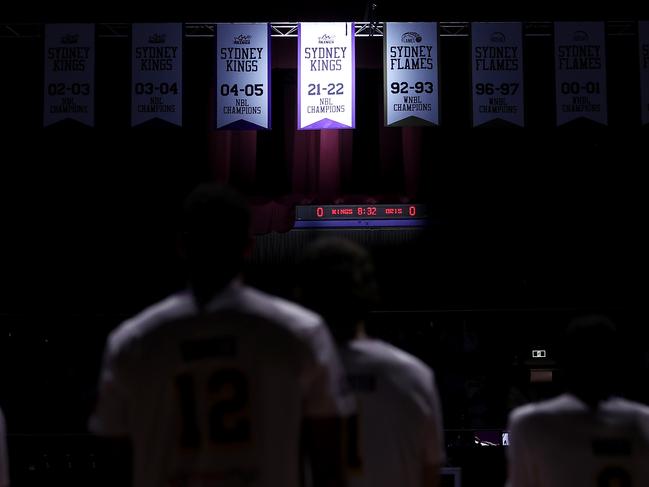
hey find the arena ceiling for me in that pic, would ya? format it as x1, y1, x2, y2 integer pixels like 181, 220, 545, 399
3, 0, 645, 22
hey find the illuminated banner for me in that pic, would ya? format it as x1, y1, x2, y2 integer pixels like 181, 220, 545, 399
554, 22, 607, 126
384, 22, 439, 127
132, 23, 182, 127
216, 23, 270, 130
471, 22, 524, 127
298, 22, 355, 130
44, 24, 94, 127
640, 21, 649, 125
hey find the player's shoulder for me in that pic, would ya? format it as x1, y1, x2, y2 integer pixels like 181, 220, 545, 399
603, 397, 649, 419
509, 394, 585, 428
107, 291, 196, 355
350, 338, 434, 382
238, 286, 326, 336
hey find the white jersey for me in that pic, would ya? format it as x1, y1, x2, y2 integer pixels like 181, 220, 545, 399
89, 281, 353, 487
339, 338, 445, 487
0, 408, 8, 487
507, 393, 649, 487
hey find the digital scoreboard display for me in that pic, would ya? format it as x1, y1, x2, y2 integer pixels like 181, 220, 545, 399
294, 204, 428, 228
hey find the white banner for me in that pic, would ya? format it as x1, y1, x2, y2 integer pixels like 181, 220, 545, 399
132, 23, 182, 127
555, 22, 607, 126
384, 22, 439, 127
298, 22, 355, 130
471, 22, 524, 127
43, 24, 95, 127
639, 21, 649, 125
216, 23, 270, 130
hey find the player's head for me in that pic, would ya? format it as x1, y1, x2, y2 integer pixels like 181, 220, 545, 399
560, 314, 621, 406
296, 237, 379, 342
179, 183, 251, 289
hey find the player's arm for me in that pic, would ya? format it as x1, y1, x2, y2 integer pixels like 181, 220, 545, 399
422, 371, 445, 487
88, 333, 133, 487
303, 417, 347, 487
506, 411, 536, 487
301, 323, 354, 487
0, 410, 9, 487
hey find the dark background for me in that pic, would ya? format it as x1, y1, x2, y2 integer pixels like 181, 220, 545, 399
2, 0, 647, 21
1, 2, 648, 485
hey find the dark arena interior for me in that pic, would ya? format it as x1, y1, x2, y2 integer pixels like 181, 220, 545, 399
1, 1, 648, 486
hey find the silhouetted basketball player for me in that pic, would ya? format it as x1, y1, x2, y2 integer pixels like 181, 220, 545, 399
507, 315, 649, 487
296, 237, 445, 487
90, 183, 353, 487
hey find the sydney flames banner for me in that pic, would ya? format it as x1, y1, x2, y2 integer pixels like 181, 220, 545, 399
384, 22, 439, 127
554, 22, 607, 126
216, 23, 271, 130
471, 22, 524, 127
298, 22, 355, 130
44, 24, 95, 127
132, 23, 183, 127
639, 21, 649, 125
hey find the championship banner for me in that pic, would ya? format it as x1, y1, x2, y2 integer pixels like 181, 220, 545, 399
132, 23, 183, 127
44, 24, 95, 127
384, 22, 439, 127
216, 23, 270, 130
298, 22, 355, 130
639, 21, 649, 125
471, 22, 524, 127
554, 22, 607, 126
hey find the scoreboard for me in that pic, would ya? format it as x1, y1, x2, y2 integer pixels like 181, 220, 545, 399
294, 204, 428, 228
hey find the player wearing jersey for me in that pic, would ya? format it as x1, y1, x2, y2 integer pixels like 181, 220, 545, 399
89, 184, 353, 487
507, 315, 649, 487
296, 237, 446, 487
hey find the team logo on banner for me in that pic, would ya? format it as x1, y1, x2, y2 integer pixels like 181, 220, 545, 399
44, 24, 95, 127
639, 21, 649, 125
555, 22, 607, 126
132, 23, 183, 127
216, 23, 270, 130
471, 23, 524, 127
298, 22, 355, 130
384, 22, 439, 127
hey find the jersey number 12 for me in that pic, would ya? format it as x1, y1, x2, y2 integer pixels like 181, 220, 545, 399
176, 368, 251, 448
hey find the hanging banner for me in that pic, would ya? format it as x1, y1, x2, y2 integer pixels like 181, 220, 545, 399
215, 23, 270, 130
471, 22, 524, 127
554, 22, 607, 126
132, 23, 183, 127
43, 24, 95, 127
298, 22, 355, 130
384, 22, 439, 127
639, 21, 649, 125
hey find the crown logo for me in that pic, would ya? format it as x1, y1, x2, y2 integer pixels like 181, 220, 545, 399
61, 33, 79, 44
233, 34, 251, 45
148, 33, 166, 44
318, 34, 335, 44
